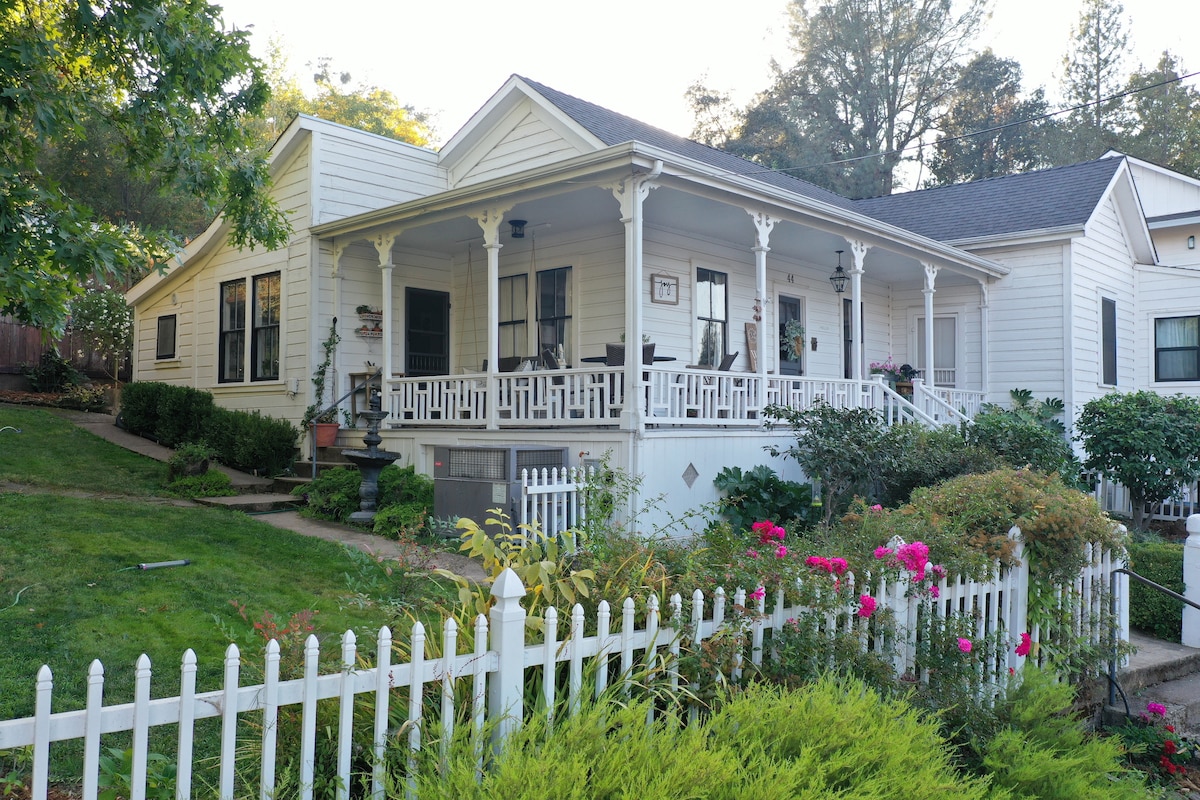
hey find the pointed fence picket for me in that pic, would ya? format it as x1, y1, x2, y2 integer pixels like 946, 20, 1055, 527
1, 533, 1127, 800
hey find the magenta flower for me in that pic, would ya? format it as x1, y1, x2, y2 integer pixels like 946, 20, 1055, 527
748, 586, 766, 601
928, 585, 940, 599
932, 564, 946, 579
897, 541, 930, 581
1148, 702, 1168, 718
869, 504, 883, 512
746, 548, 759, 559
1015, 632, 1032, 657
957, 638, 972, 653
775, 544, 788, 558
753, 520, 785, 545
830, 557, 848, 575
874, 546, 893, 560
857, 595, 877, 618
806, 555, 828, 571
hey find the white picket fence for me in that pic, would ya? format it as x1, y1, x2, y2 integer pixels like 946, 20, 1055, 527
0, 531, 1127, 800
517, 466, 590, 539
1092, 474, 1200, 523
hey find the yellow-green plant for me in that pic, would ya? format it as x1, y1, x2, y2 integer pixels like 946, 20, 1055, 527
434, 510, 596, 626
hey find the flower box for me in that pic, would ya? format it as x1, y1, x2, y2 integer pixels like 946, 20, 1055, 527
356, 328, 383, 339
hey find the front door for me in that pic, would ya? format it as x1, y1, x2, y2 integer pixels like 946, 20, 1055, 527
779, 295, 804, 376
405, 288, 449, 376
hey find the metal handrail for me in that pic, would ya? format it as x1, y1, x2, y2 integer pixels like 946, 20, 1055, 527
308, 368, 383, 479
1108, 567, 1200, 708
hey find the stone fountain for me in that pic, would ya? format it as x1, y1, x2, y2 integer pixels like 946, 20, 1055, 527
342, 392, 401, 523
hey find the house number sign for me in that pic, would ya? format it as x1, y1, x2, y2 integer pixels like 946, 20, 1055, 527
650, 273, 679, 304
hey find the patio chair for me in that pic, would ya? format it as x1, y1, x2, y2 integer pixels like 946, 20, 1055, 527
718, 351, 738, 371
498, 356, 523, 373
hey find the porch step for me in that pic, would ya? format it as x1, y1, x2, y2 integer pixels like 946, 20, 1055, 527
1100, 632, 1200, 731
194, 493, 302, 513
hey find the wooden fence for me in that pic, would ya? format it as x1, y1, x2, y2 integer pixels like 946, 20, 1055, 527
0, 316, 128, 382
0, 533, 1127, 800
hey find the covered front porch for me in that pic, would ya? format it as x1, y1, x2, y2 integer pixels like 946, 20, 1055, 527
315, 144, 1005, 444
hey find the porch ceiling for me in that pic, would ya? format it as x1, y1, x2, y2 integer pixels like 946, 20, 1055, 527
329, 173, 988, 289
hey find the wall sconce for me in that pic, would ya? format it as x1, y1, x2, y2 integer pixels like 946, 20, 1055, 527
1189, 235, 1196, 250
510, 219, 527, 238
829, 249, 848, 294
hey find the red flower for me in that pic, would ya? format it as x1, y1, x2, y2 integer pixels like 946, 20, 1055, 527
1165, 739, 1178, 755
1015, 632, 1032, 657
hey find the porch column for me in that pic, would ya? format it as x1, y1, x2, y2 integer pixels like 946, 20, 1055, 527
373, 234, 397, 414
612, 161, 661, 432
848, 240, 870, 381
747, 210, 775, 381
473, 207, 510, 431
922, 263, 937, 386
980, 282, 990, 396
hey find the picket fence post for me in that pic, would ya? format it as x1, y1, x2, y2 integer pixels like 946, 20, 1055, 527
1006, 527, 1029, 671
1183, 515, 1200, 647
488, 568, 527, 746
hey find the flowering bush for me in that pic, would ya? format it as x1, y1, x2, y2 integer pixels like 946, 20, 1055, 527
1116, 701, 1197, 782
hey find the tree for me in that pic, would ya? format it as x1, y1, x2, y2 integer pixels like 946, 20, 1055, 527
926, 51, 1055, 186
250, 50, 433, 150
722, 0, 989, 197
1075, 391, 1200, 531
1, 0, 290, 334
68, 286, 133, 383
1059, 0, 1130, 158
1119, 52, 1200, 178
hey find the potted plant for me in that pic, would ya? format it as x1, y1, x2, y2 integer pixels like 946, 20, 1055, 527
302, 319, 342, 447
869, 356, 901, 383
782, 319, 805, 361
894, 363, 918, 399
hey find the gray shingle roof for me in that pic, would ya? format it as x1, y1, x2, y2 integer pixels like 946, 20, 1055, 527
854, 158, 1126, 241
519, 76, 859, 212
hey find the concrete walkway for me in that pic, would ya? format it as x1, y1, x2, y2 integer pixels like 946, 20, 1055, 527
50, 408, 486, 582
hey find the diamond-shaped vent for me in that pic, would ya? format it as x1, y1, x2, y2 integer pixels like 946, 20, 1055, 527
682, 462, 699, 488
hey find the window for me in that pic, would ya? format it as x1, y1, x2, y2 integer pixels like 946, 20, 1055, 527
252, 272, 281, 381
498, 274, 528, 359
1155, 316, 1200, 381
1101, 297, 1116, 385
916, 316, 957, 387
218, 279, 246, 383
536, 267, 572, 356
155, 315, 177, 360
695, 268, 727, 367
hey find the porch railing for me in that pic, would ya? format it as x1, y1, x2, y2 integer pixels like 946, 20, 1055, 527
381, 367, 985, 430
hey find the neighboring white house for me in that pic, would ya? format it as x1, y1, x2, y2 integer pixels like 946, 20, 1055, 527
126, 75, 1200, 524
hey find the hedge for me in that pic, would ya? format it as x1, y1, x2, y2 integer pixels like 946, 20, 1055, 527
119, 382, 298, 477
1127, 539, 1184, 642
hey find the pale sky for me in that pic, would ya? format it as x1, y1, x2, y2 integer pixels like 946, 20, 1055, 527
217, 0, 1199, 148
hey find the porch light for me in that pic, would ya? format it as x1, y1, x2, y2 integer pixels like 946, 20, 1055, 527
510, 219, 527, 238
829, 250, 848, 294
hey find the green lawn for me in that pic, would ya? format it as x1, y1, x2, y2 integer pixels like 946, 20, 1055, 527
0, 406, 447, 721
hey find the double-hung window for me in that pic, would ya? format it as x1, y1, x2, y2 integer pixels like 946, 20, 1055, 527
536, 266, 572, 357
1155, 315, 1200, 381
218, 279, 246, 383
1101, 297, 1117, 385
219, 272, 281, 383
252, 272, 281, 381
498, 274, 528, 359
695, 268, 727, 367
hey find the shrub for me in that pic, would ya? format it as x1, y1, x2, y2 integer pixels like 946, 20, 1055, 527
712, 464, 815, 532
1127, 539, 1183, 642
967, 405, 1078, 481
979, 668, 1151, 798
877, 423, 1000, 507
56, 384, 108, 412
412, 678, 989, 800
906, 468, 1123, 585
162, 471, 236, 499
20, 350, 81, 392
294, 464, 432, 526
117, 382, 297, 476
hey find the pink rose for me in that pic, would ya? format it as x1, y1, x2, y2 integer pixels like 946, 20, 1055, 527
748, 586, 766, 601
1015, 632, 1032, 657
957, 638, 972, 653
874, 546, 893, 560
857, 595, 877, 618
775, 545, 788, 559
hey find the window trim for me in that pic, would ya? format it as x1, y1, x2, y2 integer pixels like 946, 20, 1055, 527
155, 314, 177, 361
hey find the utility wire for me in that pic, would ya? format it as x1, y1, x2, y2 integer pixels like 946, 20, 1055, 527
734, 69, 1200, 177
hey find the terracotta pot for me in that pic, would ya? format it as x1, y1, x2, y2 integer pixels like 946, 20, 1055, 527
313, 422, 340, 447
